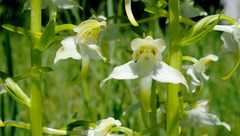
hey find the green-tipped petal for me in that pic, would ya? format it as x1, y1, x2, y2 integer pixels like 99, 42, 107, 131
125, 0, 139, 26
152, 61, 189, 91
100, 61, 139, 87
140, 74, 153, 112
54, 36, 81, 63
87, 44, 107, 61
73, 20, 106, 44
71, 44, 90, 85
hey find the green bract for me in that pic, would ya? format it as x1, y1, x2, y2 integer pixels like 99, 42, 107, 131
181, 14, 222, 46
0, 71, 30, 107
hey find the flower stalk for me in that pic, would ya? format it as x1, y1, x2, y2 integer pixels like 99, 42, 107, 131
167, 0, 181, 135
30, 0, 43, 135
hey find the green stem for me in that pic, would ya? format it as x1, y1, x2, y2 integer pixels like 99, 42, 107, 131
167, 0, 181, 136
150, 80, 157, 136
30, 0, 43, 135
4, 120, 82, 135
192, 83, 204, 103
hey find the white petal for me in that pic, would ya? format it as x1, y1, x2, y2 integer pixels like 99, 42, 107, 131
186, 67, 200, 93
152, 61, 189, 91
100, 61, 139, 87
54, 37, 81, 63
213, 25, 233, 33
87, 44, 106, 61
52, 0, 79, 9
221, 32, 239, 55
125, 0, 139, 26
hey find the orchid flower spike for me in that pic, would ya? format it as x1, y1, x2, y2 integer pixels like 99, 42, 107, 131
183, 54, 218, 93
87, 117, 121, 136
54, 20, 107, 84
101, 36, 189, 112
125, 0, 139, 26
180, 99, 231, 131
213, 19, 240, 80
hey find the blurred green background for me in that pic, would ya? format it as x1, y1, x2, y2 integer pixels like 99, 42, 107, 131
0, 0, 239, 135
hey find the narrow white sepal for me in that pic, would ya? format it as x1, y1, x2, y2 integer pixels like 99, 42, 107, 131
213, 25, 233, 33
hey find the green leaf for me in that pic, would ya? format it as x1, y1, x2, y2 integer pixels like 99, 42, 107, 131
0, 71, 30, 107
2, 24, 41, 38
34, 19, 55, 52
14, 67, 54, 81
181, 13, 222, 46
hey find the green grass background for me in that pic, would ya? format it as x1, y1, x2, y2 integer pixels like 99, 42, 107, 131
0, 0, 240, 135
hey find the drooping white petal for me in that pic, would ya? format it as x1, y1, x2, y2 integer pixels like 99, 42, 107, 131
87, 44, 107, 61
152, 61, 189, 91
125, 0, 139, 26
54, 36, 81, 63
180, 99, 231, 131
52, 0, 79, 9
137, 53, 154, 112
100, 61, 139, 87
186, 67, 200, 93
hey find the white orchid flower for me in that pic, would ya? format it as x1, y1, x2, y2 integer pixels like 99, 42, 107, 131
180, 0, 208, 18
183, 54, 218, 93
87, 117, 121, 136
101, 36, 189, 112
125, 0, 139, 26
213, 19, 240, 79
54, 20, 107, 84
180, 99, 231, 131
